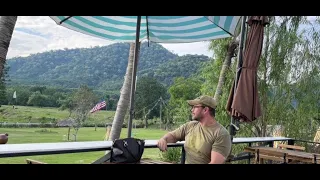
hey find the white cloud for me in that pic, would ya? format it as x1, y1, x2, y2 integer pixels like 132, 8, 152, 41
7, 16, 213, 59
160, 41, 212, 57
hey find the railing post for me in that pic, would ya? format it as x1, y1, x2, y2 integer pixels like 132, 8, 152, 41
267, 141, 274, 164
248, 142, 252, 164
180, 146, 185, 164
288, 139, 295, 145
287, 139, 295, 164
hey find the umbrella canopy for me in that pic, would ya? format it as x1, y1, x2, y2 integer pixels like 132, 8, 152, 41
49, 16, 242, 138
50, 16, 241, 43
226, 16, 269, 123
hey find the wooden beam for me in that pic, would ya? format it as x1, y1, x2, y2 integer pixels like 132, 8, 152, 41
277, 144, 305, 151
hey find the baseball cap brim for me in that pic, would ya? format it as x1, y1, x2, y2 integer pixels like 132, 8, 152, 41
187, 100, 202, 106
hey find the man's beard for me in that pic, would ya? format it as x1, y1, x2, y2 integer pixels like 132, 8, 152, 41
192, 114, 201, 121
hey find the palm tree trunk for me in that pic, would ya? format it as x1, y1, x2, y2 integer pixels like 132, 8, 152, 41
108, 43, 135, 140
0, 16, 17, 79
213, 37, 238, 104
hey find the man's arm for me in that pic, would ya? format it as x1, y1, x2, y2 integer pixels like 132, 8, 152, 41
210, 133, 232, 164
157, 123, 188, 152
161, 132, 177, 143
157, 133, 177, 152
209, 151, 226, 164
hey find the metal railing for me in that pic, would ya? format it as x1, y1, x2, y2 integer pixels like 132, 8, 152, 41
0, 137, 296, 164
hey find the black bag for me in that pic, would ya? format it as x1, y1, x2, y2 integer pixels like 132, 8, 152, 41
110, 137, 145, 163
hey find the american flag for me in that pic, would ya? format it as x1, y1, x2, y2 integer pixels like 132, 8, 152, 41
90, 100, 107, 113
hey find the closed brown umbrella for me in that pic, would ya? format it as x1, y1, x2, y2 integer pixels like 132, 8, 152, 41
226, 16, 269, 123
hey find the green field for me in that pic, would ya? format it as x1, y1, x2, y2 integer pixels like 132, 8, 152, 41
0, 105, 176, 164
0, 105, 115, 124
0, 127, 169, 164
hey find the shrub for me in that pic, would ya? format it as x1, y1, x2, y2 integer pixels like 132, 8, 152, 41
159, 147, 181, 163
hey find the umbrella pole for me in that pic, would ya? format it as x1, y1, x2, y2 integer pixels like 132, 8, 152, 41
229, 16, 247, 139
127, 16, 142, 138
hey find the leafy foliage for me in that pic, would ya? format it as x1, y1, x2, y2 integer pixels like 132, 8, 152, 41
3, 42, 208, 111
69, 85, 98, 140
159, 147, 181, 163
168, 77, 203, 122
134, 77, 168, 119
197, 37, 236, 127
152, 54, 210, 86
194, 16, 320, 143
27, 91, 48, 107
6, 42, 208, 91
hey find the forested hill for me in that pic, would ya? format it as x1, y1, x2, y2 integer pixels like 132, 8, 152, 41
6, 42, 210, 91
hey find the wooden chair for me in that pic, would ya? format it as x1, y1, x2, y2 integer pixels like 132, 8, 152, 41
276, 143, 307, 164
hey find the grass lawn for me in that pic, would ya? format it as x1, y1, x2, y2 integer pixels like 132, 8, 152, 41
0, 127, 169, 164
0, 105, 115, 124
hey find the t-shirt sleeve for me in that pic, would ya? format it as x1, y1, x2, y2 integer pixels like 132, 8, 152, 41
169, 123, 189, 141
211, 133, 232, 158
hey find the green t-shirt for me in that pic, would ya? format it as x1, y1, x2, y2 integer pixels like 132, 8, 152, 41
170, 121, 232, 164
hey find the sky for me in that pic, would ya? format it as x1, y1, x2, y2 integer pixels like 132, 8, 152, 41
7, 16, 317, 60
6, 16, 213, 59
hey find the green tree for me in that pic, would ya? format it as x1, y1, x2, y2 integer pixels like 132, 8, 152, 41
208, 37, 238, 104
70, 85, 98, 141
168, 77, 202, 123
104, 93, 119, 111
134, 77, 167, 128
30, 86, 47, 94
187, 16, 320, 159
249, 16, 316, 139
198, 35, 243, 129
6, 86, 32, 106
199, 16, 320, 142
58, 94, 73, 117
27, 91, 48, 107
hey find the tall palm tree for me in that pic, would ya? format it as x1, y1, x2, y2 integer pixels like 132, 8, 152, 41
213, 37, 238, 104
108, 43, 138, 140
0, 16, 17, 79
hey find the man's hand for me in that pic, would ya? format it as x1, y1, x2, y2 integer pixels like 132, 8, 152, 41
157, 138, 168, 152
157, 133, 177, 152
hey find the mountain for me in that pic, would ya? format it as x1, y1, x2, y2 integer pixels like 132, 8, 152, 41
6, 42, 210, 91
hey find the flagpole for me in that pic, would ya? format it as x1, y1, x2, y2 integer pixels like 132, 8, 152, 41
13, 91, 17, 109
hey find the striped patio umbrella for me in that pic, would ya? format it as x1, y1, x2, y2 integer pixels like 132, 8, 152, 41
49, 16, 242, 137
50, 16, 241, 43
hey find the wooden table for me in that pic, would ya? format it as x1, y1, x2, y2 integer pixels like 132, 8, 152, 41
244, 146, 320, 164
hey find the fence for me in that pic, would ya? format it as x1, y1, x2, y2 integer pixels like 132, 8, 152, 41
0, 122, 55, 128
